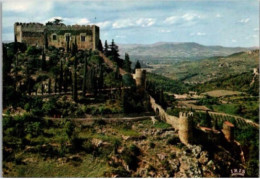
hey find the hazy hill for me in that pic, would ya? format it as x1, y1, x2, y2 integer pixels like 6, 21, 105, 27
118, 42, 252, 61
144, 49, 259, 84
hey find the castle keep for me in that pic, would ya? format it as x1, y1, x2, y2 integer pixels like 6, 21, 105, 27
14, 22, 100, 50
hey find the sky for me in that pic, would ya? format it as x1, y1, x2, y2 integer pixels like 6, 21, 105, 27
2, 0, 259, 47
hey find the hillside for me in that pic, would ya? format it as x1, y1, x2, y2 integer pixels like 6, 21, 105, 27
119, 42, 252, 61
146, 50, 259, 83
192, 72, 259, 96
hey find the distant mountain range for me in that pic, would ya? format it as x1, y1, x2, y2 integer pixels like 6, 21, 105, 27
118, 42, 257, 61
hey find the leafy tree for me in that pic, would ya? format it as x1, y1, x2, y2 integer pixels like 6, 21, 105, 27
64, 120, 75, 139
122, 74, 135, 88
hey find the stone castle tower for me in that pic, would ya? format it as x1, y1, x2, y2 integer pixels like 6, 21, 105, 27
14, 22, 100, 50
133, 69, 146, 87
178, 112, 193, 145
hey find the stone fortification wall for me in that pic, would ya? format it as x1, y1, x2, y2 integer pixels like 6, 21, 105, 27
149, 96, 179, 129
14, 22, 99, 50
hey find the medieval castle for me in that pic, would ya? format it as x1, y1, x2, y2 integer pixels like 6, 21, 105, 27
14, 22, 100, 50
14, 22, 247, 161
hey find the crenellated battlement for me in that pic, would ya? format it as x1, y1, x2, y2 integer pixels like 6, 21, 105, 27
15, 22, 97, 30
179, 111, 193, 118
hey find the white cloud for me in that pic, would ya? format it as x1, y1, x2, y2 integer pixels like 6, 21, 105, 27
163, 16, 178, 24
112, 18, 156, 29
251, 34, 258, 38
136, 18, 155, 27
96, 21, 111, 29
159, 29, 171, 33
232, 39, 237, 43
3, 0, 53, 13
112, 19, 134, 29
239, 18, 250, 24
216, 14, 222, 18
182, 13, 201, 21
115, 35, 126, 39
163, 13, 202, 25
190, 32, 206, 36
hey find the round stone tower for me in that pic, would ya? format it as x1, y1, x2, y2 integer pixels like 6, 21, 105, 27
222, 121, 234, 142
178, 112, 193, 145
134, 69, 146, 87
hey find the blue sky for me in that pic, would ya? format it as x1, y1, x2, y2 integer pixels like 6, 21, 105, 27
2, 0, 259, 47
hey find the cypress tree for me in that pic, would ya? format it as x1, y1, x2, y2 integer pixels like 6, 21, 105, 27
82, 54, 88, 96
109, 39, 120, 63
44, 31, 48, 49
71, 38, 78, 56
115, 65, 120, 80
41, 51, 46, 71
104, 40, 109, 56
48, 78, 51, 94
41, 83, 44, 95
54, 78, 57, 94
123, 53, 131, 73
59, 60, 63, 93
73, 56, 78, 101
134, 60, 141, 70
97, 39, 103, 52
14, 35, 18, 54
98, 65, 104, 89
25, 64, 31, 95
64, 66, 69, 93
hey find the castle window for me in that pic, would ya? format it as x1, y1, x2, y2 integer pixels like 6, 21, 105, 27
81, 36, 85, 42
52, 34, 57, 41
